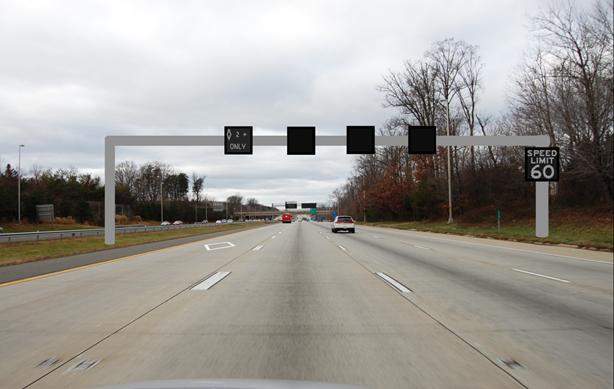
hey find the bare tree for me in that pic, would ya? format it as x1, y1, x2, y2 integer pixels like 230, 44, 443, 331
226, 193, 243, 213
510, 0, 613, 202
29, 164, 52, 187
134, 161, 173, 203
115, 161, 139, 195
191, 172, 206, 204
425, 38, 473, 222
377, 60, 441, 127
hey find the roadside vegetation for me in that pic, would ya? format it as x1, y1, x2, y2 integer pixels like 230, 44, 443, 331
359, 206, 612, 251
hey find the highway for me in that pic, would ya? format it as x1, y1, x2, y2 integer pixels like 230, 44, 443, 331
0, 221, 611, 389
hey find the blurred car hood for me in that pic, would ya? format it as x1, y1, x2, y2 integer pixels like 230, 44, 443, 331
93, 378, 370, 389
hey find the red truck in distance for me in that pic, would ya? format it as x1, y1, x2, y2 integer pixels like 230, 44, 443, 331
282, 213, 292, 223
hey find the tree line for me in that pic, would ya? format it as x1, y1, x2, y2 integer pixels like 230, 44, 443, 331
0, 164, 103, 223
332, 0, 612, 221
0, 158, 269, 224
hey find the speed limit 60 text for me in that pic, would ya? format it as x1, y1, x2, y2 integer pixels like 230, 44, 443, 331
525, 147, 559, 182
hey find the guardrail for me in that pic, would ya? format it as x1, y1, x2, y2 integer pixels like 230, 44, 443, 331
0, 221, 267, 243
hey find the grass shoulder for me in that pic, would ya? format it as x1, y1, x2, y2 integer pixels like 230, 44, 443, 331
358, 206, 613, 251
0, 222, 266, 267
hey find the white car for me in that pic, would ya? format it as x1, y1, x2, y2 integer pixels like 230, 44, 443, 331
331, 216, 355, 233
216, 220, 222, 224
226, 219, 233, 223
161, 221, 170, 226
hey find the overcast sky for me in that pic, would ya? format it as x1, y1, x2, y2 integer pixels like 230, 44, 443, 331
0, 0, 554, 206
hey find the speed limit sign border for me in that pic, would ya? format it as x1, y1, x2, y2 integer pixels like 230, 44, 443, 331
525, 147, 560, 182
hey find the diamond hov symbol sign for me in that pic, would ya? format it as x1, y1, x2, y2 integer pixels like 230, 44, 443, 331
224, 126, 253, 155
525, 147, 559, 182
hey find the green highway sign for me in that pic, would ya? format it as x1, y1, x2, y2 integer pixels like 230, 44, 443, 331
310, 208, 316, 214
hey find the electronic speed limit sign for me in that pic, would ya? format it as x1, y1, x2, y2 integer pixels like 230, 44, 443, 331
525, 147, 560, 182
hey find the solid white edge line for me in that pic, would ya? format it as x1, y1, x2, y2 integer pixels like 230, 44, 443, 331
414, 245, 431, 250
373, 228, 613, 264
372, 236, 379, 238
192, 271, 231, 290
513, 269, 571, 283
375, 272, 412, 293
338, 245, 347, 251
253, 246, 264, 251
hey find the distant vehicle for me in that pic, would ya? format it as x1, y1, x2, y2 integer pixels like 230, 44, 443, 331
332, 216, 355, 233
173, 221, 183, 225
216, 220, 222, 224
161, 221, 170, 226
227, 219, 233, 223
238, 219, 244, 222
221, 219, 227, 223
202, 220, 208, 224
282, 213, 292, 223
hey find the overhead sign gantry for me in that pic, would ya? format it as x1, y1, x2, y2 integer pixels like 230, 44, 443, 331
104, 126, 554, 244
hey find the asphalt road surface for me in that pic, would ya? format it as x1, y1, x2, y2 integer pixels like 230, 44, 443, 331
0, 222, 611, 389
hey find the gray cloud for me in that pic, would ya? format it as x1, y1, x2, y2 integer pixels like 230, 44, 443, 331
1, 0, 552, 206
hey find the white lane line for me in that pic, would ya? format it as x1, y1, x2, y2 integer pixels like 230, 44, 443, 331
253, 246, 264, 251
375, 273, 412, 293
513, 269, 571, 283
271, 236, 277, 239
204, 242, 235, 251
372, 236, 380, 238
338, 245, 347, 251
326, 237, 330, 240
278, 232, 282, 234
414, 245, 431, 250
192, 271, 231, 290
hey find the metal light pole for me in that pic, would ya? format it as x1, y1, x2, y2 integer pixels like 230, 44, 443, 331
363, 190, 366, 223
18, 145, 24, 223
205, 195, 208, 221
446, 99, 453, 224
161, 183, 164, 222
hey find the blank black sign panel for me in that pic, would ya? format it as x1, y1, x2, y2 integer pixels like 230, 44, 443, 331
347, 126, 375, 154
408, 126, 436, 154
287, 127, 316, 155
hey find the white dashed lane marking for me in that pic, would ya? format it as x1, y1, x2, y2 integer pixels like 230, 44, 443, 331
513, 269, 571, 283
375, 273, 412, 293
192, 271, 231, 290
